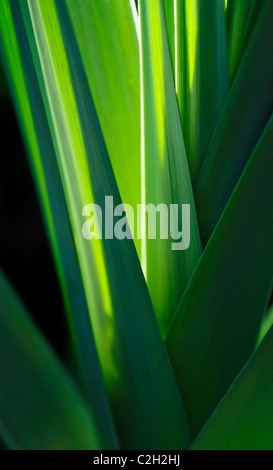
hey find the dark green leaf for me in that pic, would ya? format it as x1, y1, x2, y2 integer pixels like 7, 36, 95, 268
195, 0, 273, 244
227, 0, 264, 83
167, 112, 273, 437
0, 270, 105, 450
192, 323, 273, 449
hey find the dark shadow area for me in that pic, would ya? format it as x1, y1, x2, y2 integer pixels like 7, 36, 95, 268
0, 98, 67, 360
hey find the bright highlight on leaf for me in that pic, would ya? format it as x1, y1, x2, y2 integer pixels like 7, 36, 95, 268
175, 0, 229, 181
139, 0, 201, 334
63, 0, 142, 259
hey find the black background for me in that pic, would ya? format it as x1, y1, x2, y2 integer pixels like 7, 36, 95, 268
0, 92, 68, 362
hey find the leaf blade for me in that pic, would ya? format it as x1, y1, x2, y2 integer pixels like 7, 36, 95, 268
139, 0, 202, 333
0, 270, 103, 450
192, 323, 273, 450
167, 112, 273, 437
0, 0, 119, 450
227, 0, 264, 83
15, 0, 191, 449
195, 0, 273, 244
175, 0, 229, 181
64, 0, 141, 258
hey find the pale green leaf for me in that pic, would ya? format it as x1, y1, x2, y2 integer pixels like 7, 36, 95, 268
139, 0, 202, 334
175, 0, 229, 181
64, 0, 141, 258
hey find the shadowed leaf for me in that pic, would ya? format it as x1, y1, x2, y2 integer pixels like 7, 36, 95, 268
0, 270, 105, 450
192, 323, 273, 449
167, 112, 273, 437
195, 0, 273, 244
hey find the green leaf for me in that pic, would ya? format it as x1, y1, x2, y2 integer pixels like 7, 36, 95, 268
227, 0, 264, 83
63, 0, 141, 258
192, 323, 273, 450
8, 0, 191, 450
0, 0, 119, 450
175, 0, 229, 181
257, 302, 273, 346
0, 270, 104, 450
139, 0, 202, 334
166, 112, 273, 437
162, 0, 175, 75
195, 0, 273, 244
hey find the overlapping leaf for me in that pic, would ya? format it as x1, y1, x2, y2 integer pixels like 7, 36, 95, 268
62, 0, 141, 258
192, 322, 273, 449
0, 0, 118, 450
1, 0, 273, 452
257, 302, 273, 345
0, 270, 103, 450
227, 0, 264, 83
162, 0, 175, 74
175, 0, 229, 181
167, 112, 273, 437
139, 0, 201, 334
3, 0, 191, 450
195, 0, 273, 244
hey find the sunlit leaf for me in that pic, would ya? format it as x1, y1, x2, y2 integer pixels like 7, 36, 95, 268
175, 0, 229, 181
162, 0, 175, 75
0, 0, 119, 450
139, 0, 202, 334
2, 0, 191, 450
257, 302, 273, 345
63, 0, 142, 258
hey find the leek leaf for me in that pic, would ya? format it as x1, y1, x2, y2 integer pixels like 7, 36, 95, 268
195, 0, 273, 244
257, 303, 273, 345
0, 0, 118, 450
15, 0, 190, 450
0, 270, 104, 450
63, 0, 141, 258
175, 0, 229, 181
139, 0, 202, 334
162, 0, 175, 75
227, 0, 264, 83
167, 112, 273, 437
192, 323, 273, 450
